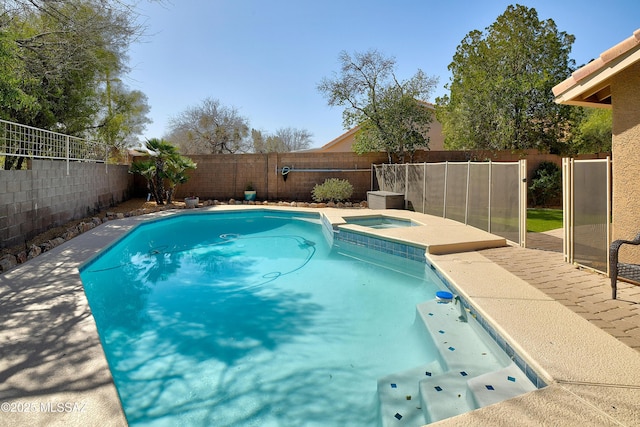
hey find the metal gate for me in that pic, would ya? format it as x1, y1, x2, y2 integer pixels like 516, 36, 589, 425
562, 157, 612, 273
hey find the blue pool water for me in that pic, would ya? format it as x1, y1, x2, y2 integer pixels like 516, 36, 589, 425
79, 210, 537, 426
80, 211, 441, 425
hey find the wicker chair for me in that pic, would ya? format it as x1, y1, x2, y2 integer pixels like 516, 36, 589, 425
610, 232, 640, 299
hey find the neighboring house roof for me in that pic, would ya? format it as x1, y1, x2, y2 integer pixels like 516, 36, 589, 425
315, 126, 361, 153
315, 102, 445, 152
553, 29, 640, 107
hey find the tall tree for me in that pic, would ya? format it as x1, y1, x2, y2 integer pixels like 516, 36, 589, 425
435, 5, 576, 154
252, 127, 313, 153
318, 49, 437, 163
94, 77, 152, 152
1, 0, 151, 168
571, 108, 612, 154
168, 98, 251, 154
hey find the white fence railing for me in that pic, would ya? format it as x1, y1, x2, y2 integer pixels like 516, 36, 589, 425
0, 119, 110, 173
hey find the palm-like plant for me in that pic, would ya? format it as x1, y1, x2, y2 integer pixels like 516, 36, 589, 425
129, 159, 157, 199
165, 156, 197, 203
130, 138, 196, 204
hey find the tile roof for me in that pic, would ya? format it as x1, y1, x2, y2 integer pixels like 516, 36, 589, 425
553, 29, 640, 106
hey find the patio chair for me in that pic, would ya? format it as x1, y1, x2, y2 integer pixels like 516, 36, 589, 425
609, 232, 640, 299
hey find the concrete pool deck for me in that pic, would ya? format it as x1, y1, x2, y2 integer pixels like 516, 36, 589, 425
0, 206, 639, 426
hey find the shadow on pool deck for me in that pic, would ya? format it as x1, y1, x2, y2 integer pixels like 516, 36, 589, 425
1, 207, 639, 427
0, 228, 130, 426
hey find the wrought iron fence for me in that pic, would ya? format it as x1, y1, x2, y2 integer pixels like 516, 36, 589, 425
0, 119, 111, 172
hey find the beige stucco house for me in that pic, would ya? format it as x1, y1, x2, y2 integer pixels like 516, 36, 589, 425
316, 103, 445, 152
553, 29, 640, 260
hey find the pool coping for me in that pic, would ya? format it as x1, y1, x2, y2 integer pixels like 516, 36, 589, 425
1, 206, 639, 426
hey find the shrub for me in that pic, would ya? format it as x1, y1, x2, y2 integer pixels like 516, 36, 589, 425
311, 178, 353, 202
528, 161, 561, 207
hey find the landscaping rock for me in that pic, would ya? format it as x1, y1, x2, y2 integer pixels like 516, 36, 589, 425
51, 237, 65, 247
63, 227, 80, 241
27, 245, 41, 260
79, 222, 94, 233
39, 241, 53, 252
16, 251, 27, 264
0, 254, 17, 272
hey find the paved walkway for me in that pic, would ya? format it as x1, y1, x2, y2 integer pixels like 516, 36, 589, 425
481, 230, 640, 352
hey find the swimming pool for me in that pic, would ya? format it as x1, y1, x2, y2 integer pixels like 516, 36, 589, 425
79, 210, 538, 426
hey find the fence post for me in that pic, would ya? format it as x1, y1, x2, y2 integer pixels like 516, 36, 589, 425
423, 162, 427, 214
519, 159, 527, 247
405, 164, 409, 209
65, 135, 70, 176
443, 161, 448, 218
562, 158, 573, 263
488, 160, 492, 233
465, 161, 470, 225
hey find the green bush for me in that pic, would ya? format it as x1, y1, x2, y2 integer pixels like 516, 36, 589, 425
528, 161, 561, 207
311, 178, 353, 202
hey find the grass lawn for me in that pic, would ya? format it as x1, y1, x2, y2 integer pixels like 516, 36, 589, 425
527, 208, 563, 233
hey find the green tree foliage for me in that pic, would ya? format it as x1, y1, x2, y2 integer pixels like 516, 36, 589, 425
97, 77, 152, 151
572, 108, 612, 154
528, 161, 562, 207
131, 138, 197, 205
311, 178, 353, 203
318, 49, 438, 163
435, 5, 576, 154
1, 0, 151, 168
168, 98, 251, 154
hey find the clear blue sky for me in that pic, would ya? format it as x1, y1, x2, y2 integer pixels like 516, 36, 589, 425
127, 0, 640, 149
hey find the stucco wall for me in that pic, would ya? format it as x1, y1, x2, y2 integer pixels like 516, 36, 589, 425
612, 62, 640, 263
0, 160, 132, 248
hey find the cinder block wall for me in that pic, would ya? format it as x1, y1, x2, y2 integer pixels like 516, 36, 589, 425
0, 160, 132, 248
171, 152, 390, 201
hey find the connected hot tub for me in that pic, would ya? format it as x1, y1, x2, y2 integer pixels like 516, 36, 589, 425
344, 215, 420, 229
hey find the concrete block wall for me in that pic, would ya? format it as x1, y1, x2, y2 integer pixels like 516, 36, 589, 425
0, 160, 132, 248
172, 152, 390, 202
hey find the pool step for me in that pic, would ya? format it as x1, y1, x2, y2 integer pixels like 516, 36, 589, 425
419, 370, 476, 423
467, 362, 537, 408
377, 361, 443, 427
378, 298, 538, 426
415, 299, 510, 372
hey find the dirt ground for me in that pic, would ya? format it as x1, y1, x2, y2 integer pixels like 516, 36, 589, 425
1, 198, 181, 257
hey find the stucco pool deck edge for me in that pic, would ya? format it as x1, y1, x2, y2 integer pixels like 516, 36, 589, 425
426, 250, 640, 426
1, 206, 638, 426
